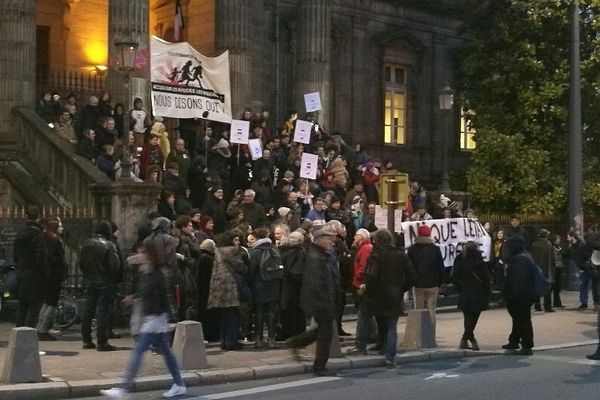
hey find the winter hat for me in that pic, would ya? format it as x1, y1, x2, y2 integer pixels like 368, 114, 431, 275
212, 138, 232, 158
278, 207, 291, 217
418, 225, 432, 237
199, 239, 216, 254
312, 224, 338, 238
352, 196, 362, 205
284, 171, 295, 181
538, 228, 550, 238
355, 228, 370, 240
200, 215, 213, 229
364, 161, 374, 171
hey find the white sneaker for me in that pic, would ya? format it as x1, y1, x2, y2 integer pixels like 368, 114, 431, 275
162, 383, 187, 398
99, 387, 130, 399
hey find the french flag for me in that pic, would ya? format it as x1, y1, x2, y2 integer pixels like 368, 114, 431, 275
174, 0, 185, 42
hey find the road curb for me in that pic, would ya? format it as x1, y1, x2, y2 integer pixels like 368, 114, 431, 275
0, 343, 593, 400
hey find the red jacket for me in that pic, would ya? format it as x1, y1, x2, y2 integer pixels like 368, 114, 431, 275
352, 239, 373, 289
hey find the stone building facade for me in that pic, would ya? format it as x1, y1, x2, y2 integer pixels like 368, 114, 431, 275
0, 0, 472, 196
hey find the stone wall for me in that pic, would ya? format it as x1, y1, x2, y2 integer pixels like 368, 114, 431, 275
37, 0, 109, 72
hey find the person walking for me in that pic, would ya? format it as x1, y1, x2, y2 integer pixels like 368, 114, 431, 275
452, 241, 490, 351
14, 206, 47, 328
100, 242, 186, 399
362, 229, 416, 367
502, 234, 537, 356
80, 220, 121, 351
287, 224, 341, 377
407, 225, 445, 332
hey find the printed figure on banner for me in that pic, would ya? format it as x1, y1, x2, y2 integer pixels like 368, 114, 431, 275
304, 92, 322, 113
300, 153, 319, 180
150, 36, 232, 123
229, 119, 250, 144
293, 120, 313, 145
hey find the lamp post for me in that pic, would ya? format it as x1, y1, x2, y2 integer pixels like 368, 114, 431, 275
114, 38, 139, 181
438, 86, 455, 192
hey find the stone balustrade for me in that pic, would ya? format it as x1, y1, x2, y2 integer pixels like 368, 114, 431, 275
15, 107, 111, 210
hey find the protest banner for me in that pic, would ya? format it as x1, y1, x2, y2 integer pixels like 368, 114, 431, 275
293, 120, 313, 144
299, 153, 319, 180
248, 138, 263, 160
304, 92, 322, 112
401, 218, 491, 267
229, 119, 250, 144
150, 36, 232, 123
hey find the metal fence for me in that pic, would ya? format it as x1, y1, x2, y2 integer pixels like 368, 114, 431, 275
0, 206, 96, 289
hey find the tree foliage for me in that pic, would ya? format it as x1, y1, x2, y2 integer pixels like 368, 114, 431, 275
456, 0, 600, 216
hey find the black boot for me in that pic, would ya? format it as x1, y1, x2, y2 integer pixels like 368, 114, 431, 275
586, 350, 600, 360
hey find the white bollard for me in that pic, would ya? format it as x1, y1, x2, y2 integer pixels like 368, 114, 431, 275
172, 320, 208, 370
2, 327, 43, 383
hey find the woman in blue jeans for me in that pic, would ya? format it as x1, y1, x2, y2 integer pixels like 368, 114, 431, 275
100, 242, 186, 399
361, 229, 417, 367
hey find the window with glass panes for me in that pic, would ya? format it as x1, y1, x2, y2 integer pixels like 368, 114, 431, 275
460, 108, 476, 150
384, 64, 407, 145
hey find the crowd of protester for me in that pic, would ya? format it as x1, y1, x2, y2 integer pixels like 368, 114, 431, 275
29, 90, 600, 387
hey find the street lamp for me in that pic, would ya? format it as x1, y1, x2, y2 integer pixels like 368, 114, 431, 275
114, 38, 139, 181
438, 86, 455, 192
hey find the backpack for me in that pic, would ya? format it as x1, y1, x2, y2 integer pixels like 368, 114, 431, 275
259, 245, 284, 281
532, 263, 551, 298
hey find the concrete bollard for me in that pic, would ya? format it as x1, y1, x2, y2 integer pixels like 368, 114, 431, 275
402, 309, 437, 349
2, 327, 43, 383
308, 320, 342, 358
172, 320, 208, 370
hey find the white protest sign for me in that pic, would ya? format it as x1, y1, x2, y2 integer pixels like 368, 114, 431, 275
150, 36, 232, 123
229, 119, 250, 144
293, 119, 313, 144
300, 152, 319, 180
401, 218, 491, 267
374, 206, 403, 233
304, 92, 322, 112
248, 138, 263, 160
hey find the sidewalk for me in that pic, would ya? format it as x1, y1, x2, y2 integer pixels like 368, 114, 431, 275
0, 291, 597, 399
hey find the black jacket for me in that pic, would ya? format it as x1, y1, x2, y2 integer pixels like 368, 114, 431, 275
279, 243, 306, 309
202, 196, 228, 234
138, 265, 169, 316
79, 234, 121, 284
503, 235, 536, 303
363, 245, 416, 317
14, 221, 47, 283
407, 237, 445, 288
300, 244, 341, 320
452, 251, 490, 313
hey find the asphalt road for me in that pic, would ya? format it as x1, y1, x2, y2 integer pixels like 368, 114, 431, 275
71, 345, 600, 400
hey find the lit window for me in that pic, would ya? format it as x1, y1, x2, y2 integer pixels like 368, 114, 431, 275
384, 64, 407, 145
460, 108, 476, 150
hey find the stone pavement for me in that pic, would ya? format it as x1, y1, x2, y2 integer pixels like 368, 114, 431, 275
0, 291, 597, 399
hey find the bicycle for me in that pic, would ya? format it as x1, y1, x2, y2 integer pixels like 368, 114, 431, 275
54, 292, 78, 330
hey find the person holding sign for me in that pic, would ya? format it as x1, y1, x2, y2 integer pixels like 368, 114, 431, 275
407, 226, 445, 332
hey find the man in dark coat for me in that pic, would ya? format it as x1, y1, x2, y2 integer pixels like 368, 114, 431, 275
80, 219, 121, 351
287, 224, 341, 377
530, 229, 555, 312
239, 189, 265, 228
502, 234, 536, 355
407, 225, 444, 332
14, 206, 47, 328
362, 229, 416, 367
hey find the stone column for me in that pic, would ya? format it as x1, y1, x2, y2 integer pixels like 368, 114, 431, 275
107, 0, 150, 115
295, 0, 332, 130
216, 0, 252, 118
0, 0, 37, 144
90, 182, 162, 255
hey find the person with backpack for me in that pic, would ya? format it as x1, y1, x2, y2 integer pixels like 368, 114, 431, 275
249, 226, 283, 348
502, 234, 537, 356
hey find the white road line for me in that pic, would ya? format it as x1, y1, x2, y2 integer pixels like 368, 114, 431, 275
188, 376, 342, 399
